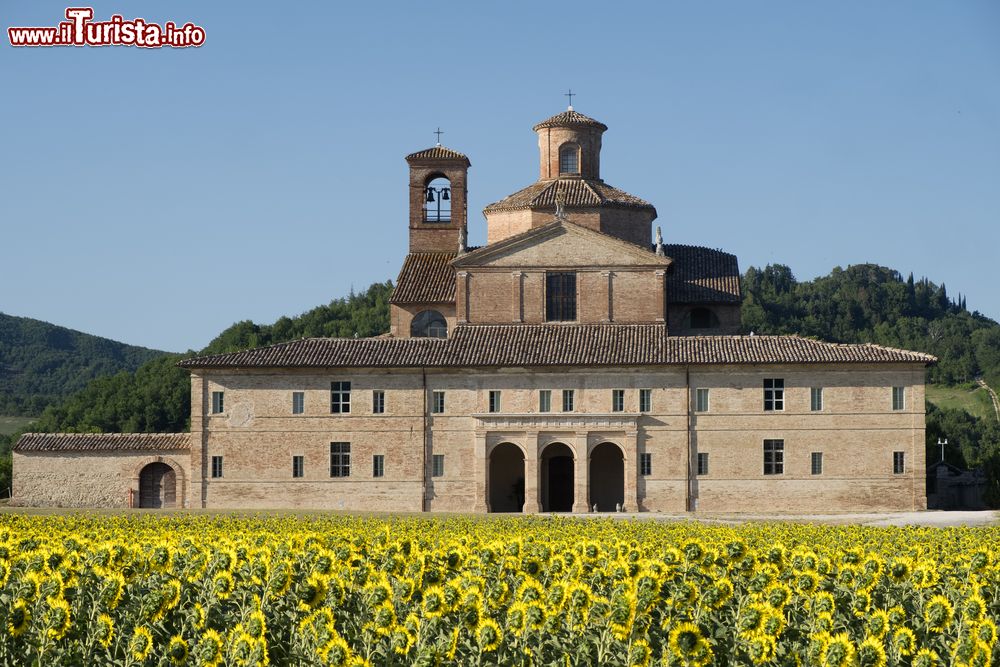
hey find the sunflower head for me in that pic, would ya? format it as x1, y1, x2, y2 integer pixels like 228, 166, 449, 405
167, 635, 189, 666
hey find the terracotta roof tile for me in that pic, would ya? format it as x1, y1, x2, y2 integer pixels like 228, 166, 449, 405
663, 244, 742, 303
533, 110, 608, 132
390, 253, 457, 304
405, 146, 470, 163
484, 178, 654, 214
178, 327, 935, 369
14, 432, 190, 452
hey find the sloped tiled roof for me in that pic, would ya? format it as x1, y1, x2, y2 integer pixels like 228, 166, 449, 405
390, 252, 457, 304
663, 244, 741, 304
405, 146, 470, 164
14, 432, 190, 452
484, 178, 655, 214
178, 327, 935, 369
533, 110, 608, 132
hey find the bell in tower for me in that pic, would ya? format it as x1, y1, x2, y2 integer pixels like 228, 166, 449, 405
404, 131, 470, 253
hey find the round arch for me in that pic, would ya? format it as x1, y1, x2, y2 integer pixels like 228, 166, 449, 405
540, 442, 575, 512
687, 307, 720, 330
411, 310, 448, 338
130, 456, 186, 509
488, 442, 525, 513
589, 442, 625, 512
423, 174, 452, 223
558, 142, 581, 175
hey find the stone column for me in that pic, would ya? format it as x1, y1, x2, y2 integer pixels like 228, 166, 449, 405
523, 431, 540, 513
624, 429, 639, 512
654, 270, 666, 323
473, 430, 488, 513
457, 272, 469, 324
572, 432, 590, 513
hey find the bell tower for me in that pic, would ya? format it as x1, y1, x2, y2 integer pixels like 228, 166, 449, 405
405, 138, 470, 253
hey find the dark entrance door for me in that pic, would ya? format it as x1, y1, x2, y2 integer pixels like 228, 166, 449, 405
139, 462, 176, 508
541, 443, 574, 512
590, 442, 625, 511
489, 443, 525, 513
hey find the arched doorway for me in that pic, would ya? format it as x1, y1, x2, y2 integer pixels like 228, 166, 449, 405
541, 443, 574, 512
590, 442, 624, 512
139, 462, 177, 508
489, 443, 525, 512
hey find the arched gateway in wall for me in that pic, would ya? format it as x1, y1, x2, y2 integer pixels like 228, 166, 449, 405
540, 443, 574, 512
138, 462, 177, 508
589, 442, 625, 512
489, 442, 525, 512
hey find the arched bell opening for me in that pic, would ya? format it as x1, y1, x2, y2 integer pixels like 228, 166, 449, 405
423, 174, 452, 223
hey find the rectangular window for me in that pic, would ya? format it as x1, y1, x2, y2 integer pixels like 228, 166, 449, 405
489, 390, 502, 413
763, 439, 784, 475
330, 442, 351, 477
763, 379, 784, 411
892, 386, 905, 411
810, 387, 823, 412
211, 455, 223, 478
330, 381, 351, 414
640, 452, 652, 476
432, 454, 445, 477
432, 391, 445, 414
811, 452, 823, 475
546, 272, 577, 321
211, 391, 224, 414
292, 455, 304, 478
697, 452, 709, 476
639, 389, 651, 413
893, 451, 905, 474
562, 389, 575, 412
612, 389, 625, 412
373, 454, 384, 478
695, 388, 710, 412
539, 390, 552, 413
292, 391, 305, 415
372, 390, 385, 414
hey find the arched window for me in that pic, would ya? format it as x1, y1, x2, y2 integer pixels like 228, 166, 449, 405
558, 144, 580, 175
423, 175, 451, 223
411, 310, 448, 338
689, 307, 721, 329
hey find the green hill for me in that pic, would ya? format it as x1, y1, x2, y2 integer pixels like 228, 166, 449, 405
0, 312, 169, 416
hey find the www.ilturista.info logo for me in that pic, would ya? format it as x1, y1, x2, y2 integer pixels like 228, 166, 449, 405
8, 7, 205, 48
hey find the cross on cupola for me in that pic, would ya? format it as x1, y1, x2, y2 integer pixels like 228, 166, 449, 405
564, 89, 575, 110
434, 127, 443, 146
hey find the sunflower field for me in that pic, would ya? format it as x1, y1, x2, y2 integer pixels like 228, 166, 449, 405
0, 513, 997, 666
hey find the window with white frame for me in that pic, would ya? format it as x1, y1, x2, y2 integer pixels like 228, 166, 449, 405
330, 442, 351, 477
562, 389, 575, 412
695, 388, 710, 413
292, 391, 305, 415
489, 390, 502, 413
539, 390, 552, 413
372, 390, 385, 414
211, 391, 224, 414
431, 391, 445, 414
639, 389, 651, 413
810, 387, 823, 412
432, 454, 445, 477
612, 389, 625, 413
763, 439, 784, 474
330, 381, 351, 414
763, 379, 784, 411
892, 387, 905, 411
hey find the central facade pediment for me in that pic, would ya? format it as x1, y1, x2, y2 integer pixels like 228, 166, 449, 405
453, 221, 671, 270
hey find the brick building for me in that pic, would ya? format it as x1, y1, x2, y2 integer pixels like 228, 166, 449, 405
13, 107, 935, 512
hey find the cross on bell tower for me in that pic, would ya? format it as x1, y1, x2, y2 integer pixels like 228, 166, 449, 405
564, 89, 575, 110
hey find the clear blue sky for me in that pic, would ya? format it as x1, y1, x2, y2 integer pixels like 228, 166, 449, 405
2, 1, 998, 352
